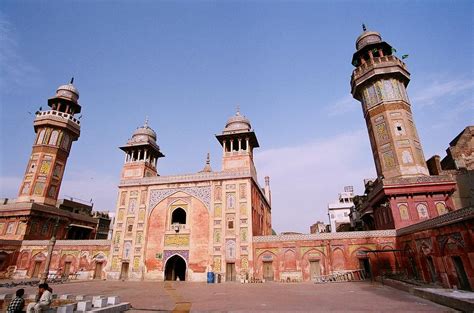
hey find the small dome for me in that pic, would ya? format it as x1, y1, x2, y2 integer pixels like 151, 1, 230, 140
356, 31, 382, 50
132, 119, 157, 143
223, 110, 251, 133
55, 83, 79, 103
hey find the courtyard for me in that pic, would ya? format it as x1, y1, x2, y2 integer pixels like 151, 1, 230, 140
0, 280, 455, 312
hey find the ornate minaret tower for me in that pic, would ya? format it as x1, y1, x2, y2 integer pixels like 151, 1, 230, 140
216, 109, 260, 176
17, 80, 82, 206
120, 119, 164, 180
350, 26, 429, 179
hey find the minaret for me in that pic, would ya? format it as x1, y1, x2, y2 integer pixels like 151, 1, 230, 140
17, 79, 82, 206
120, 118, 164, 180
215, 109, 260, 175
350, 26, 429, 179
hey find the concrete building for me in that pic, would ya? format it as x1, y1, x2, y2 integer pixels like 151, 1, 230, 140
327, 186, 354, 232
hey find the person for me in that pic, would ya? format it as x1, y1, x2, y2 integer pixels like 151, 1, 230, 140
6, 288, 25, 313
26, 283, 52, 313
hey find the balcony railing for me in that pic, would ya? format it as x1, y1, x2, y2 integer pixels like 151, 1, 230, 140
35, 110, 81, 127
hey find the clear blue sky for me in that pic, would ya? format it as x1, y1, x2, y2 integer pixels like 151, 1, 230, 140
1, 1, 473, 233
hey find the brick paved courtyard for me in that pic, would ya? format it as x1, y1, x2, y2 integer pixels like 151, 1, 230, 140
0, 280, 455, 312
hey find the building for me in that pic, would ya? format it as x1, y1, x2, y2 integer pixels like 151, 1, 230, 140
427, 126, 474, 210
349, 27, 457, 230
327, 186, 354, 232
105, 110, 272, 282
1, 27, 471, 290
0, 82, 110, 241
309, 221, 327, 234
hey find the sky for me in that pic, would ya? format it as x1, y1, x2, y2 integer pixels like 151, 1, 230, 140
1, 0, 473, 233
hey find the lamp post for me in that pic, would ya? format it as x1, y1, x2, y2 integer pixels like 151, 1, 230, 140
40, 216, 60, 284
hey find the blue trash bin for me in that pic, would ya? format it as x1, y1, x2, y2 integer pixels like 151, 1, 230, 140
207, 272, 215, 283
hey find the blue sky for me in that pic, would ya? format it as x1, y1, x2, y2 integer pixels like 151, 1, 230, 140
1, 1, 473, 233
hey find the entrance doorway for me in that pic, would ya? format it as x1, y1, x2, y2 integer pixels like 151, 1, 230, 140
32, 261, 42, 278
359, 258, 371, 279
63, 262, 71, 278
452, 256, 471, 291
226, 263, 236, 282
263, 261, 274, 281
120, 262, 129, 280
94, 262, 103, 279
165, 255, 186, 281
426, 257, 437, 283
309, 260, 321, 280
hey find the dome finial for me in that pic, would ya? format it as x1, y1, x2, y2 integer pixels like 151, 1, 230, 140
144, 116, 149, 127
236, 104, 241, 115
70, 77, 74, 84
362, 23, 367, 32
200, 152, 212, 173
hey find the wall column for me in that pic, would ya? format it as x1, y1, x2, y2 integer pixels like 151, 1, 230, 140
230, 139, 234, 152
246, 138, 250, 152
238, 138, 242, 151
223, 140, 227, 154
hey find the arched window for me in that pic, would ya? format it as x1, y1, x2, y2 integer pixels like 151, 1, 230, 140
171, 208, 186, 224
49, 130, 59, 145
37, 129, 46, 144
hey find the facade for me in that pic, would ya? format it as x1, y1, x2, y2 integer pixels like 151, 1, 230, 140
106, 111, 272, 282
327, 186, 354, 232
397, 206, 473, 290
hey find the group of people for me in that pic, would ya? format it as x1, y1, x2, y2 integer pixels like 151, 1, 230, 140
6, 284, 52, 313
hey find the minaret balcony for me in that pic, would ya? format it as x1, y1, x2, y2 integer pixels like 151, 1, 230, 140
351, 55, 410, 94
34, 110, 81, 130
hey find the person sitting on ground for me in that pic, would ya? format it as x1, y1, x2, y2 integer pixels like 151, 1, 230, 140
26, 283, 52, 313
6, 288, 25, 313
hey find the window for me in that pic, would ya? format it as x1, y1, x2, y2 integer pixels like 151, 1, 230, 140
171, 208, 186, 224
41, 223, 49, 235
127, 225, 133, 232
227, 220, 234, 230
37, 129, 46, 144
6, 222, 15, 234
49, 130, 59, 145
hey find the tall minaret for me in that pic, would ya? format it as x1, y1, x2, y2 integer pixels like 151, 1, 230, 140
215, 109, 260, 176
350, 26, 429, 179
17, 80, 82, 206
119, 118, 164, 180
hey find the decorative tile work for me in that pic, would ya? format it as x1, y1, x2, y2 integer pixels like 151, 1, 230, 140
149, 186, 211, 211
253, 230, 396, 243
397, 206, 473, 236
163, 250, 189, 264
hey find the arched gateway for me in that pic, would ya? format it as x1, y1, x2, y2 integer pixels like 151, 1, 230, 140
165, 255, 186, 281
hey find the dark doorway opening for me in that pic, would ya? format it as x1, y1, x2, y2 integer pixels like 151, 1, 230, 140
426, 257, 437, 283
452, 256, 471, 291
171, 208, 186, 225
359, 258, 371, 279
165, 255, 186, 281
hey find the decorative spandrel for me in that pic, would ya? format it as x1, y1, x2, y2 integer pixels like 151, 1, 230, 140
149, 186, 211, 211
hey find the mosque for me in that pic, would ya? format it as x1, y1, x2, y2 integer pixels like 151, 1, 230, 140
0, 27, 472, 289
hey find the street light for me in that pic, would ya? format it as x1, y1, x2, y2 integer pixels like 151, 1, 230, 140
40, 216, 61, 284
